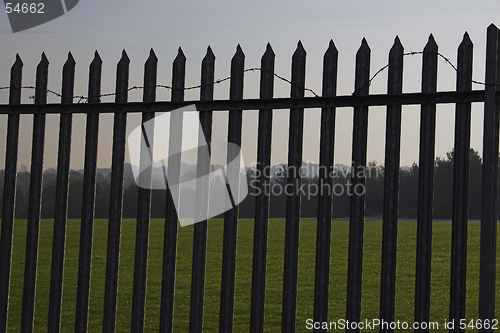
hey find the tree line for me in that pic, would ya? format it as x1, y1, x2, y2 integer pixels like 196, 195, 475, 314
0, 149, 490, 220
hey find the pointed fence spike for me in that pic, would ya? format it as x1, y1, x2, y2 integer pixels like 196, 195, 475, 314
87, 51, 102, 104
323, 40, 338, 98
91, 51, 102, 66
235, 44, 244, 56
265, 43, 275, 56
359, 38, 371, 52
147, 48, 158, 63
325, 40, 338, 57
15, 53, 23, 66
293, 41, 306, 58
121, 50, 130, 62
35, 53, 49, 104
143, 48, 157, 103
176, 47, 186, 61
66, 52, 75, 65
393, 36, 403, 48
460, 32, 473, 49
9, 54, 23, 104
205, 45, 215, 60
40, 52, 49, 65
297, 40, 305, 51
230, 44, 245, 101
62, 52, 76, 104
119, 50, 130, 65
425, 34, 438, 51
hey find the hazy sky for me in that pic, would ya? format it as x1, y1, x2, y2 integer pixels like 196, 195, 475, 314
1, 1, 499, 171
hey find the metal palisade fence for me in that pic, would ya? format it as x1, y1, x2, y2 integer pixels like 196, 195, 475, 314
0, 24, 500, 333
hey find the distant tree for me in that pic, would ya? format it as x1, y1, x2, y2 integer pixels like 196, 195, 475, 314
14, 186, 28, 219
398, 163, 419, 218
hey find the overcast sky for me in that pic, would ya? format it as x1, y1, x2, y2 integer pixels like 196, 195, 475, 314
1, 1, 499, 171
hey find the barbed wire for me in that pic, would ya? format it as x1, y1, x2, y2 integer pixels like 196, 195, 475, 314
0, 67, 320, 103
0, 50, 497, 103
351, 51, 498, 96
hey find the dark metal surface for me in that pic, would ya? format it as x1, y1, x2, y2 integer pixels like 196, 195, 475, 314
313, 40, 337, 333
282, 41, 306, 333
75, 51, 102, 333
0, 29, 498, 333
47, 52, 75, 333
379, 37, 403, 333
20, 53, 48, 333
102, 50, 129, 333
250, 43, 274, 333
414, 35, 438, 333
159, 47, 186, 333
0, 90, 488, 115
0, 54, 22, 333
189, 46, 215, 333
219, 45, 244, 333
450, 33, 473, 333
346, 39, 370, 333
130, 49, 157, 333
479, 24, 500, 332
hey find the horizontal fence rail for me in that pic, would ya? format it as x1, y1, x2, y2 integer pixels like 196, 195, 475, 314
0, 90, 494, 115
0, 24, 499, 333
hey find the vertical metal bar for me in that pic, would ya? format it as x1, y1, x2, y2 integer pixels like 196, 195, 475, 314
450, 33, 473, 333
379, 37, 403, 333
189, 46, 215, 333
250, 43, 275, 333
47, 52, 75, 333
346, 39, 370, 333
102, 50, 129, 333
0, 54, 22, 333
131, 49, 157, 333
313, 40, 338, 333
414, 35, 438, 333
159, 47, 185, 333
479, 24, 500, 332
282, 41, 306, 333
75, 51, 102, 333
219, 45, 244, 333
20, 53, 48, 333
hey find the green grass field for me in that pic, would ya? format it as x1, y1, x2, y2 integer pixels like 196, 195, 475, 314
2, 219, 499, 332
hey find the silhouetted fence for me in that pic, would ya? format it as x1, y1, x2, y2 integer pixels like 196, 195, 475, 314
1, 24, 499, 333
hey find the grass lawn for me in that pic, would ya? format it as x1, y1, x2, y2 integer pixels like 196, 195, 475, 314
2, 218, 500, 332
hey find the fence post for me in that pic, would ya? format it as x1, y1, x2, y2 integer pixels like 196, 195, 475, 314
414, 35, 438, 333
282, 41, 306, 333
21, 53, 48, 333
0, 54, 22, 333
450, 32, 473, 332
102, 50, 129, 333
313, 40, 337, 333
47, 52, 75, 333
219, 44, 244, 333
131, 49, 157, 333
160, 47, 186, 333
189, 46, 215, 333
379, 36, 403, 333
479, 23, 500, 332
250, 43, 275, 333
346, 38, 370, 333
75, 51, 102, 333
